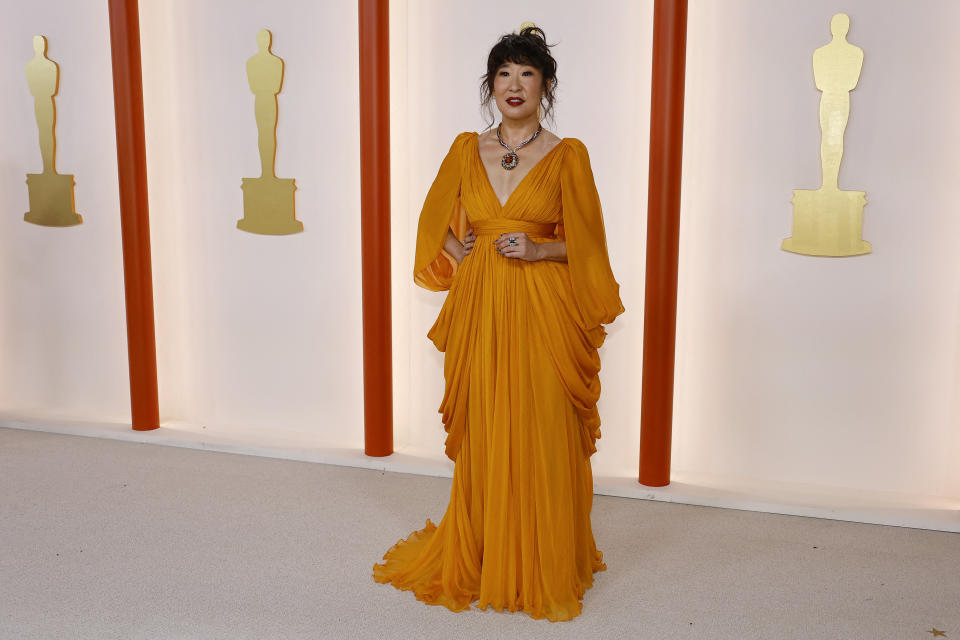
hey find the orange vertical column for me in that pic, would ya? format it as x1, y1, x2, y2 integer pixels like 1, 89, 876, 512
359, 0, 394, 456
639, 0, 688, 486
107, 0, 159, 432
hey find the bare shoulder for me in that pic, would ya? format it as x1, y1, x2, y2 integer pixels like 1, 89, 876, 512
522, 128, 561, 159
477, 129, 498, 150
538, 129, 562, 151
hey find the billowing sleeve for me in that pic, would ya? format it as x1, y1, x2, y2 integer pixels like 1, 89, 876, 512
559, 138, 625, 328
412, 132, 472, 291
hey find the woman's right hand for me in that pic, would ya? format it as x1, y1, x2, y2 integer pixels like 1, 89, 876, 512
460, 228, 476, 262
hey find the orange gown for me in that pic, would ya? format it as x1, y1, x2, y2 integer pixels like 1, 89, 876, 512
373, 132, 624, 622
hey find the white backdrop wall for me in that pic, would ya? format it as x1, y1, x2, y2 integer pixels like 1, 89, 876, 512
674, 0, 960, 499
0, 1, 130, 423
139, 0, 365, 446
390, 0, 654, 478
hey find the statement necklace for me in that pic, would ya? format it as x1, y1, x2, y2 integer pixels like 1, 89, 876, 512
497, 123, 542, 170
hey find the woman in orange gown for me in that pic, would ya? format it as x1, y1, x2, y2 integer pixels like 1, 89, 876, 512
373, 26, 623, 622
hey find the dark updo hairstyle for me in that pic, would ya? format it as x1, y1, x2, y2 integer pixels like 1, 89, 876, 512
480, 26, 558, 128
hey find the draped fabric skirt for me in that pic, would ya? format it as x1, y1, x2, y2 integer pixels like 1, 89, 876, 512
373, 227, 606, 622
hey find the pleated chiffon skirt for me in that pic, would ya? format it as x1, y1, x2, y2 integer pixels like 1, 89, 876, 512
373, 232, 607, 622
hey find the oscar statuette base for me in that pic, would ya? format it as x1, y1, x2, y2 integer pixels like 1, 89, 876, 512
24, 172, 82, 227
782, 187, 871, 257
238, 176, 302, 235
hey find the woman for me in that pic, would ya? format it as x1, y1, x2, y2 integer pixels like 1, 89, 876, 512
373, 26, 623, 622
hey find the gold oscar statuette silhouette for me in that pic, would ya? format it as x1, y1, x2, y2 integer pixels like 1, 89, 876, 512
783, 13, 870, 257
238, 29, 302, 235
24, 35, 81, 227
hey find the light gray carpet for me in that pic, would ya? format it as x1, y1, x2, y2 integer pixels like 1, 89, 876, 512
1, 427, 958, 640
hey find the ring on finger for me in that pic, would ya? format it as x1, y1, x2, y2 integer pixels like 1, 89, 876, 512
508, 237, 517, 246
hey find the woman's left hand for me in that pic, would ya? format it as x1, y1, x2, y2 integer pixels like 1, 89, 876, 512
494, 232, 542, 261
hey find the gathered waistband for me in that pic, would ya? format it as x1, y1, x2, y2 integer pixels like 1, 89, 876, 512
469, 219, 557, 237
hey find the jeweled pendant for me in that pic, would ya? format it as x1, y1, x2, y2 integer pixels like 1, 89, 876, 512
501, 152, 519, 170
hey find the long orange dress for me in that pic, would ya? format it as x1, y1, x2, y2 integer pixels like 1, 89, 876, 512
373, 132, 624, 622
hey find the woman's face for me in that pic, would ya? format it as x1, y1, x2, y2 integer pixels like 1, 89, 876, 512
493, 61, 545, 121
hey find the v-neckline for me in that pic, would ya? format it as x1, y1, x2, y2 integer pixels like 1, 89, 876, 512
474, 133, 565, 209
